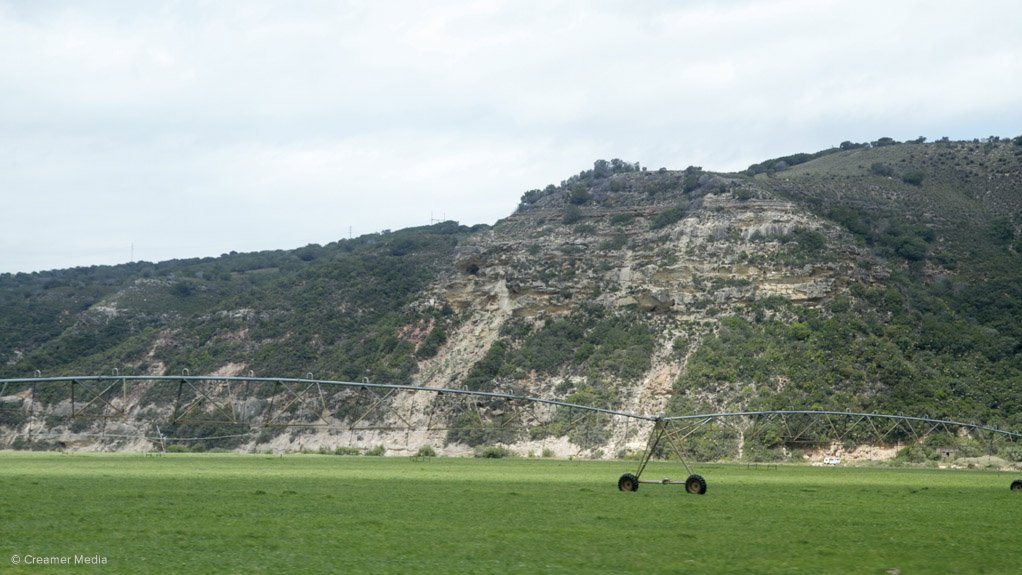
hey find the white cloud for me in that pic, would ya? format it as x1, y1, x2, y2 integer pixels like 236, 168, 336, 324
2, 0, 1021, 273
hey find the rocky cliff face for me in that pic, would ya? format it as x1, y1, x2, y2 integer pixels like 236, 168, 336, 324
426, 170, 876, 415
5, 139, 1022, 458
11, 167, 879, 455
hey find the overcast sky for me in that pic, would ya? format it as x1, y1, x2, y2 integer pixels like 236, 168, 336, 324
2, 1, 1020, 274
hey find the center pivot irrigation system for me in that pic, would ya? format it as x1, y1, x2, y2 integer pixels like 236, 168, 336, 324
616, 418, 708, 495
3, 374, 1022, 495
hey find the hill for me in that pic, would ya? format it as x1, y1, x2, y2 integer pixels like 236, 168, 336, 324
2, 136, 1021, 458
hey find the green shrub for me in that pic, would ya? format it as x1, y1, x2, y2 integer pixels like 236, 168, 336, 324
610, 213, 635, 226
416, 445, 437, 457
734, 187, 756, 200
870, 162, 895, 177
415, 325, 447, 360
69, 417, 91, 433
901, 171, 925, 186
476, 446, 512, 459
365, 444, 386, 456
0, 407, 28, 427
334, 446, 360, 456
563, 205, 582, 225
568, 186, 590, 205
895, 445, 932, 463
999, 445, 1022, 462
650, 204, 686, 229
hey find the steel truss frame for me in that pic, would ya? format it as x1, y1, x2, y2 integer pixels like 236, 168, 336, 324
3, 375, 1021, 493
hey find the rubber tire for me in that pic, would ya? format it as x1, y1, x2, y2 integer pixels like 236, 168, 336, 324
618, 473, 639, 492
685, 474, 707, 495
1011, 479, 1022, 492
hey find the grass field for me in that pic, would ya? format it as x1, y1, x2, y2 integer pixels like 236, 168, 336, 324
1, 453, 1020, 574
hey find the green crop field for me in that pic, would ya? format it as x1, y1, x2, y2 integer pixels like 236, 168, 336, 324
0, 453, 1019, 574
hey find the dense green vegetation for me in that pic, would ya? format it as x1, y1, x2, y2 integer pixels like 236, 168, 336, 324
2, 454, 1021, 574
731, 139, 1022, 428
2, 138, 1021, 452
1, 222, 476, 381
670, 286, 1022, 429
447, 308, 654, 446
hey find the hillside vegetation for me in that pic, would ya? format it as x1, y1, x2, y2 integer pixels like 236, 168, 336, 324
2, 136, 1021, 457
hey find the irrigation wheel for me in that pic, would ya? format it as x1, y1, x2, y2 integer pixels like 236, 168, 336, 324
685, 474, 707, 495
618, 473, 639, 492
1011, 480, 1022, 492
